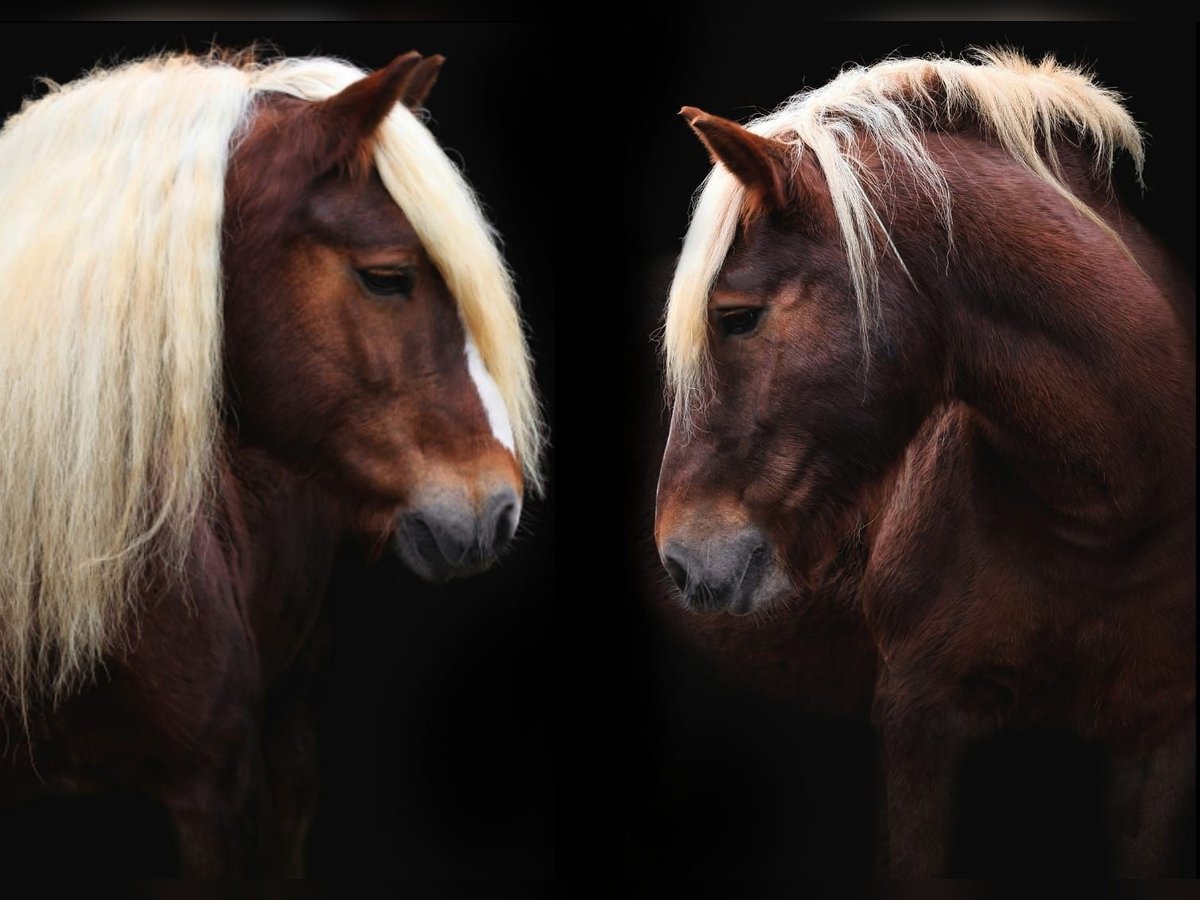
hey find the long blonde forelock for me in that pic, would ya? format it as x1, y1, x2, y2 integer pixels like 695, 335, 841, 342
376, 101, 545, 494
0, 52, 543, 715
665, 48, 1146, 412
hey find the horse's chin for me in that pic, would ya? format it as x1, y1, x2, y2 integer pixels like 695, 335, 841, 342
724, 563, 794, 618
393, 535, 497, 584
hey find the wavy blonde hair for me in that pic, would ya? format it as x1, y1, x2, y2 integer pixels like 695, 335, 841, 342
665, 48, 1146, 411
0, 52, 543, 713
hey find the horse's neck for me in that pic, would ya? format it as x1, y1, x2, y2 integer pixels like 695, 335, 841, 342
927, 137, 1195, 546
208, 445, 344, 684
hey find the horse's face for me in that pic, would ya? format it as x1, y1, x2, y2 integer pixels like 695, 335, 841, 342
223, 54, 522, 582
656, 109, 938, 615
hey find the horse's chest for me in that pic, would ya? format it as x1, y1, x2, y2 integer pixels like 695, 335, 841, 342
877, 559, 1188, 742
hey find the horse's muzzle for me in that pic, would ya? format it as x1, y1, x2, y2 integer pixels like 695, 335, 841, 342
660, 527, 779, 616
393, 487, 520, 582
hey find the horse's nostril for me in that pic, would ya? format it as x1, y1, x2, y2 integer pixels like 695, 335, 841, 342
482, 488, 520, 557
492, 500, 517, 553
663, 549, 689, 593
405, 513, 443, 563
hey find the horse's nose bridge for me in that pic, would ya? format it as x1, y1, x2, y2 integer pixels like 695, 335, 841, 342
457, 461, 524, 517
657, 487, 770, 567
660, 519, 754, 570
655, 491, 750, 556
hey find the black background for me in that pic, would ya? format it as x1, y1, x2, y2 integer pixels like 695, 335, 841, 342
0, 22, 559, 878
622, 22, 1195, 878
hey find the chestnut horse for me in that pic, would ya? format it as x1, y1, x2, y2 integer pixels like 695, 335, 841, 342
655, 50, 1194, 876
0, 50, 543, 876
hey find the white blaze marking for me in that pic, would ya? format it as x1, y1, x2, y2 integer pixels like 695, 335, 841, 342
465, 333, 515, 454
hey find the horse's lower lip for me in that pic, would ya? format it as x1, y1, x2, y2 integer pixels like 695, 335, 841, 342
391, 523, 499, 583
446, 558, 494, 579
727, 594, 757, 616
680, 588, 732, 614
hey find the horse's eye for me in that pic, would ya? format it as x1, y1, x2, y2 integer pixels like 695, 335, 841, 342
358, 267, 415, 298
718, 307, 763, 336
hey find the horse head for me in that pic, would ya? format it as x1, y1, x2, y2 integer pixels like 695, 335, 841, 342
224, 53, 540, 582
655, 107, 937, 616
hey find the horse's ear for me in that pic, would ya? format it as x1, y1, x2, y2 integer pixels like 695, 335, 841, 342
402, 54, 445, 110
309, 51, 430, 173
680, 106, 793, 212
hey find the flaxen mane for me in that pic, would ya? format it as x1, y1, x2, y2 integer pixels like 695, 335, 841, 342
665, 48, 1146, 410
0, 53, 543, 713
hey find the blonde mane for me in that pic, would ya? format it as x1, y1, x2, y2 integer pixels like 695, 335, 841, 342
0, 53, 543, 712
665, 48, 1146, 411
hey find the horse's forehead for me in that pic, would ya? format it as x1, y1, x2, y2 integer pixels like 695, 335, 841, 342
716, 218, 807, 294
303, 174, 418, 250
717, 253, 772, 295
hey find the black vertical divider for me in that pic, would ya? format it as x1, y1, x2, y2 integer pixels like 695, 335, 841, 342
549, 28, 626, 880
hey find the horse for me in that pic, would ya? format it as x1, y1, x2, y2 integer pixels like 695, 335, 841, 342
0, 49, 544, 876
654, 49, 1194, 876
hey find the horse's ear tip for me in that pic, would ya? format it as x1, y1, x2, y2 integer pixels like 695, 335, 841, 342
679, 105, 704, 124
372, 51, 422, 83
421, 54, 447, 77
